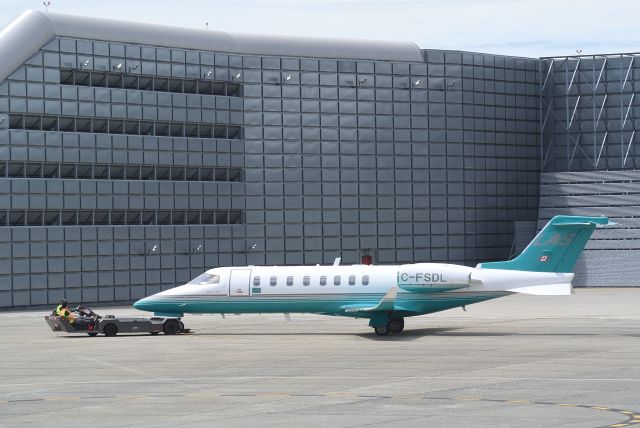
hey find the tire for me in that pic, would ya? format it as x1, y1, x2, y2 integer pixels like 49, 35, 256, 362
163, 319, 179, 335
150, 332, 159, 335
87, 332, 98, 337
374, 325, 390, 336
178, 321, 184, 332
103, 323, 118, 337
389, 318, 404, 333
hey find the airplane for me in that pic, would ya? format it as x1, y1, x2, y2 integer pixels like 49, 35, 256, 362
134, 215, 611, 336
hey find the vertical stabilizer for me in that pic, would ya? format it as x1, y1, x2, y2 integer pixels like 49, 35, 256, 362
478, 215, 610, 273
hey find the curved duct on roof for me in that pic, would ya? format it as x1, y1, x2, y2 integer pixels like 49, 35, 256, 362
0, 10, 424, 83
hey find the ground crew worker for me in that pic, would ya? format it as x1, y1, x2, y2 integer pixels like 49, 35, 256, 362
55, 299, 77, 323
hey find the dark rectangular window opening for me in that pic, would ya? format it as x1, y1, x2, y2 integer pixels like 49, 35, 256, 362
156, 166, 170, 180
1, 209, 244, 227
74, 71, 90, 86
170, 167, 185, 181
43, 211, 60, 226
227, 126, 241, 139
185, 167, 199, 181
200, 167, 213, 181
125, 165, 141, 180
76, 164, 92, 179
123, 75, 138, 90
228, 168, 242, 182
26, 210, 43, 226
60, 70, 74, 85
141, 211, 155, 225
9, 115, 23, 129
90, 72, 107, 87
76, 118, 91, 133
109, 164, 124, 180
198, 124, 213, 139
8, 162, 25, 178
60, 164, 76, 179
111, 211, 126, 225
41, 116, 58, 132
107, 73, 123, 88
213, 125, 227, 139
77, 210, 93, 225
183, 79, 198, 94
140, 166, 155, 180
9, 211, 26, 226
153, 77, 168, 91
171, 211, 186, 225
108, 120, 124, 134
59, 117, 75, 132
215, 211, 228, 224
126, 210, 141, 225
61, 211, 77, 225
157, 211, 171, 225
93, 164, 109, 179
24, 115, 41, 130
186, 211, 200, 225
201, 211, 214, 224
94, 211, 110, 225
228, 211, 242, 224
93, 119, 108, 133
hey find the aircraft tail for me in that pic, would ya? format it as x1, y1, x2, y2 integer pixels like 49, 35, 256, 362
477, 215, 610, 273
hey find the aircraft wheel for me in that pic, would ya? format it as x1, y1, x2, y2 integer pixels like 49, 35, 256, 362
178, 321, 184, 332
389, 318, 404, 333
374, 325, 390, 336
163, 319, 180, 335
103, 323, 118, 337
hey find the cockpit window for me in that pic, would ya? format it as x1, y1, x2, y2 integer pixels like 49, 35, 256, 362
188, 273, 221, 285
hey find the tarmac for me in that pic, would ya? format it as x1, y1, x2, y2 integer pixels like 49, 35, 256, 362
1, 288, 639, 428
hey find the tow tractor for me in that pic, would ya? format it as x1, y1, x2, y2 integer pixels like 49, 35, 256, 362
45, 306, 186, 337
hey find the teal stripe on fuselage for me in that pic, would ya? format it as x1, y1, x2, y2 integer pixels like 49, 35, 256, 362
136, 292, 509, 318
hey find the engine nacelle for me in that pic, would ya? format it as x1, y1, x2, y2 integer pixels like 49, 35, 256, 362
396, 263, 472, 292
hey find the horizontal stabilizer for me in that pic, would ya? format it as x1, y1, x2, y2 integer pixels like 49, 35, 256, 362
506, 283, 572, 295
343, 287, 397, 313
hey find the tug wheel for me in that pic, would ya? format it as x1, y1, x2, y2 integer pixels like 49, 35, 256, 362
163, 319, 180, 335
103, 323, 118, 337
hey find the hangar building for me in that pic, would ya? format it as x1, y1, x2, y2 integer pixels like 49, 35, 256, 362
0, 10, 629, 308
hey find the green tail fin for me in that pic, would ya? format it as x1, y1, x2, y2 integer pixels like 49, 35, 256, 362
479, 215, 609, 273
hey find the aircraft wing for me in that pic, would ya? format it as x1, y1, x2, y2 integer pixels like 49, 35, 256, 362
343, 287, 398, 313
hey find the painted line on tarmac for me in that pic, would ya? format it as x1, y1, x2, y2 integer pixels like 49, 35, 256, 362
2, 375, 640, 388
1, 392, 637, 427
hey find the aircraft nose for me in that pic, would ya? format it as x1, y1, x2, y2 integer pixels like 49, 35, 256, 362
133, 297, 152, 312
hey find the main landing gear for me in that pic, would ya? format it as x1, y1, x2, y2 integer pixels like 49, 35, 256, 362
373, 317, 405, 336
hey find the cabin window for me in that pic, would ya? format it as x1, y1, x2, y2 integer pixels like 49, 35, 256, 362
319, 276, 327, 286
362, 275, 370, 285
253, 276, 260, 286
286, 276, 294, 286
270, 276, 277, 286
348, 275, 356, 285
303, 276, 310, 286
334, 276, 341, 286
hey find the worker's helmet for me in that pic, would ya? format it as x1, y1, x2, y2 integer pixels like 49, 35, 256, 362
60, 299, 67, 308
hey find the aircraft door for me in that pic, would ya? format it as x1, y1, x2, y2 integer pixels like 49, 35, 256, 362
229, 269, 252, 297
